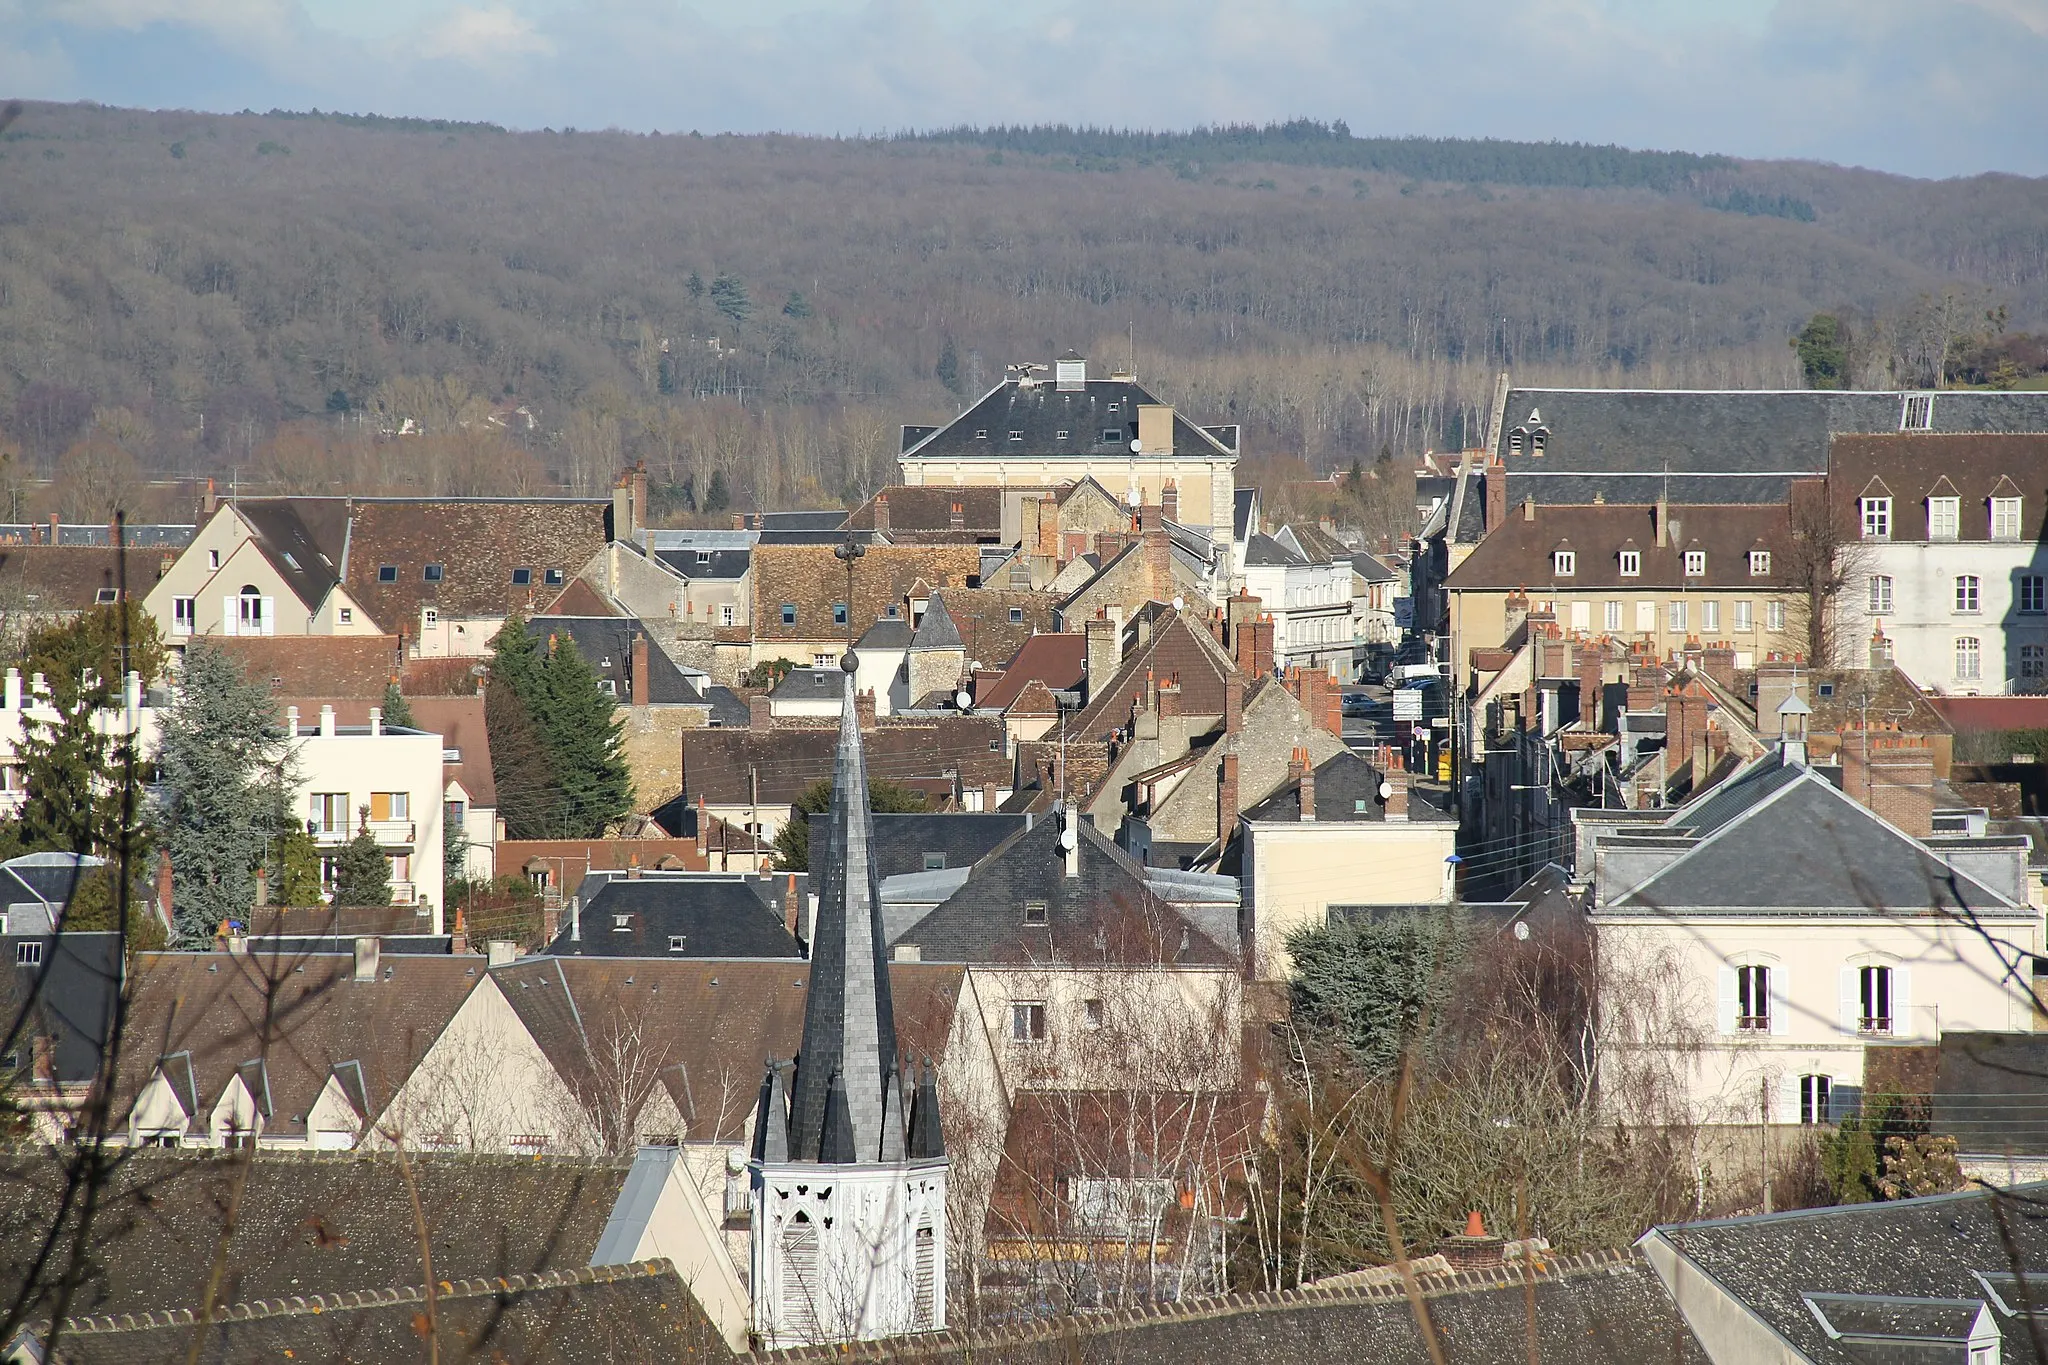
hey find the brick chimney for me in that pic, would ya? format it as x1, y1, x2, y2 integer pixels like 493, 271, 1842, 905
1161, 480, 1179, 523
1504, 588, 1530, 641
749, 693, 772, 729
1755, 656, 1805, 730
1224, 672, 1243, 736
156, 851, 173, 928
1383, 749, 1410, 821
949, 500, 964, 532
1139, 501, 1162, 534
1297, 748, 1316, 822
631, 464, 649, 537
1250, 617, 1276, 678
631, 633, 651, 706
1627, 665, 1662, 713
1869, 624, 1891, 671
1143, 528, 1170, 590
1094, 531, 1124, 562
785, 873, 802, 944
1443, 1210, 1505, 1270
694, 795, 709, 859
1578, 644, 1603, 729
1218, 753, 1240, 845
1702, 641, 1737, 691
856, 688, 877, 729
1485, 459, 1507, 530
1841, 730, 1936, 837
204, 478, 218, 516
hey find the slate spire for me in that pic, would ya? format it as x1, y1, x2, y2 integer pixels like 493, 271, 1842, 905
786, 655, 900, 1162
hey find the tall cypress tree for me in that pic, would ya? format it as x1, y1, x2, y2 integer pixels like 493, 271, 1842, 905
484, 615, 558, 840
154, 643, 283, 944
535, 636, 631, 837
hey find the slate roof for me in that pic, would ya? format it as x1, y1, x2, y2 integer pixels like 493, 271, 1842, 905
43, 1259, 720, 1365
678, 715, 1010, 806
1605, 764, 2028, 916
1828, 433, 2048, 542
1493, 387, 2048, 504
900, 375, 1236, 462
489, 956, 966, 1144
911, 590, 964, 651
863, 812, 1030, 880
855, 618, 916, 651
1444, 501, 1794, 591
975, 633, 1086, 711
0, 852, 100, 911
0, 545, 160, 613
1242, 749, 1388, 823
1232, 487, 1258, 542
526, 615, 700, 704
0, 1148, 636, 1330
652, 545, 751, 580
212, 635, 402, 698
1641, 1183, 2048, 1365
1351, 551, 1397, 583
771, 666, 855, 701
114, 951, 481, 1141
236, 500, 347, 609
1243, 533, 1306, 568
541, 875, 801, 959
0, 930, 121, 1086
894, 814, 1236, 963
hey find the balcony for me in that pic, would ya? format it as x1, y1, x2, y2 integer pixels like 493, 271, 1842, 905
314, 820, 416, 849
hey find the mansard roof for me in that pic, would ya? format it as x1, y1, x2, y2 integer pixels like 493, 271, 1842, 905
900, 373, 1236, 462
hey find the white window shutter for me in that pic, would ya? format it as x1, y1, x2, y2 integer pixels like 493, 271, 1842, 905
1894, 965, 1912, 1039
1770, 966, 1791, 1035
1778, 1073, 1801, 1125
261, 597, 276, 636
221, 597, 238, 636
1717, 966, 1738, 1035
1840, 966, 1860, 1036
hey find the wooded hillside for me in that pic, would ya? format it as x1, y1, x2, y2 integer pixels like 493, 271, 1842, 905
1, 104, 2043, 519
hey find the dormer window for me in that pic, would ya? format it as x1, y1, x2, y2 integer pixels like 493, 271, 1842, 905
1007, 429, 1024, 441
1684, 550, 1706, 577
974, 429, 988, 440
1749, 550, 1771, 576
1530, 428, 1548, 455
1508, 428, 1525, 456
1901, 393, 1934, 430
1552, 550, 1575, 576
1618, 549, 1641, 577
1928, 496, 1959, 540
1992, 496, 2023, 541
1861, 497, 1892, 540
1101, 428, 1121, 443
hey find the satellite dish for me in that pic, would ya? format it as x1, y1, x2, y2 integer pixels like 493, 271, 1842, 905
1513, 921, 1531, 942
1378, 780, 1393, 800
1130, 438, 1143, 454
1058, 826, 1078, 852
1171, 595, 1184, 610
955, 690, 972, 709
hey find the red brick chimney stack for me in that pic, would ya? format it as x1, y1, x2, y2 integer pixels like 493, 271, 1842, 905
1218, 753, 1240, 845
631, 633, 650, 706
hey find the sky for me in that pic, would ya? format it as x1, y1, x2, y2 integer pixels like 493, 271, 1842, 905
4, 0, 2046, 178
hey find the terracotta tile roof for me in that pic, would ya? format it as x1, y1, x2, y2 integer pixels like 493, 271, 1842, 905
940, 587, 1058, 665
114, 951, 482, 1140
0, 545, 159, 613
1067, 610, 1237, 740
750, 543, 982, 644
1828, 432, 2048, 542
214, 635, 402, 698
679, 715, 1011, 806
1928, 695, 2048, 733
540, 576, 620, 616
977, 633, 1086, 711
338, 497, 611, 629
0, 1147, 636, 1328
489, 957, 966, 1142
1444, 502, 1796, 591
845, 485, 1003, 538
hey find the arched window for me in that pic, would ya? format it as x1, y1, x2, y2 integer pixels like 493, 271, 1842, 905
781, 1212, 820, 1340
1508, 428, 1526, 456
237, 586, 264, 631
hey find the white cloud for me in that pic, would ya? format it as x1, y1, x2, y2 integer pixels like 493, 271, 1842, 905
414, 4, 553, 62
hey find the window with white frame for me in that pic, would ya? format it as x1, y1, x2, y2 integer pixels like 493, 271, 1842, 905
1010, 1001, 1047, 1042
1703, 600, 1721, 632
1570, 601, 1590, 631
1957, 636, 1982, 680
1859, 964, 1893, 1034
1636, 601, 1657, 633
1552, 550, 1575, 576
172, 597, 195, 635
1956, 575, 1981, 613
1869, 575, 1894, 614
1733, 600, 1753, 632
719, 604, 736, 626
2020, 644, 2044, 680
1749, 549, 1771, 577
1799, 1074, 1832, 1125
1993, 496, 2024, 540
2022, 576, 2046, 614
1604, 600, 1622, 631
1736, 964, 1772, 1031
1684, 549, 1706, 577
1928, 496, 1959, 541
1618, 549, 1641, 577
237, 588, 265, 631
1668, 600, 1688, 631
1902, 393, 1934, 430
1861, 497, 1892, 540
1767, 600, 1786, 632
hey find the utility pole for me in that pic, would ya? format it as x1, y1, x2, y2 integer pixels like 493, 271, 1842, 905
1760, 1073, 1774, 1214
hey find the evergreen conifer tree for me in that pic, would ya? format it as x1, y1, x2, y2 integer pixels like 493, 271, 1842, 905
536, 636, 631, 836
12, 685, 134, 860
332, 812, 392, 906
380, 680, 416, 729
484, 615, 559, 839
154, 643, 283, 944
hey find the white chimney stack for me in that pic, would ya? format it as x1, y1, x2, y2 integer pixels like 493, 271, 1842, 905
319, 704, 336, 737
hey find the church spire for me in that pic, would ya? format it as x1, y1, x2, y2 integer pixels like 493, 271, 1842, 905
785, 653, 900, 1163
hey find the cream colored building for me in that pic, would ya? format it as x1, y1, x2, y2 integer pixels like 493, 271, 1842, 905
144, 500, 380, 643
1586, 750, 2038, 1127
286, 703, 449, 926
898, 354, 1238, 539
